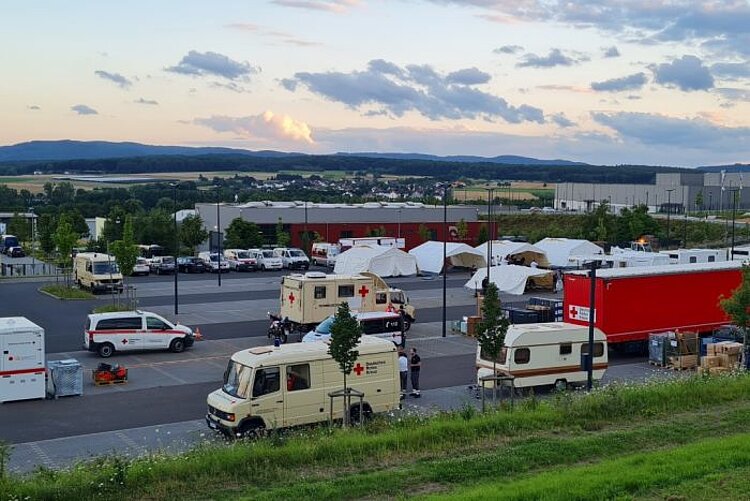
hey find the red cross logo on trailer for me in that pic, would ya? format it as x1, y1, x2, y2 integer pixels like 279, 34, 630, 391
288, 292, 296, 305
353, 363, 365, 376
569, 306, 578, 318
358, 285, 370, 298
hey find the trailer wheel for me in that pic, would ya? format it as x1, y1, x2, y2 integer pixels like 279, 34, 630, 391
98, 343, 115, 358
170, 338, 186, 353
554, 379, 568, 392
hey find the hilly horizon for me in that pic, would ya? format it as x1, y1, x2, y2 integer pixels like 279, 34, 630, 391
0, 139, 590, 167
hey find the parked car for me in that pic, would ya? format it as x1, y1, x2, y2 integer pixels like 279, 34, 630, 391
198, 252, 231, 273
250, 249, 283, 271
223, 249, 257, 271
273, 247, 310, 270
149, 256, 176, 275
177, 256, 207, 273
132, 258, 150, 276
84, 310, 194, 358
311, 242, 340, 267
7, 246, 25, 258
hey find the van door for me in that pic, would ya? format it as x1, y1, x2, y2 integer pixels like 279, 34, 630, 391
250, 366, 284, 429
284, 362, 325, 426
114, 316, 145, 351
145, 315, 174, 349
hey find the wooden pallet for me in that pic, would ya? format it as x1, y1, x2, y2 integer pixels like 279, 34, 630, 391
648, 360, 667, 367
93, 378, 128, 386
667, 364, 696, 371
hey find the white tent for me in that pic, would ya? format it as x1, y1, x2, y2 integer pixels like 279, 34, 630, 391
534, 238, 604, 268
464, 265, 554, 295
409, 241, 486, 275
474, 240, 550, 268
333, 245, 417, 277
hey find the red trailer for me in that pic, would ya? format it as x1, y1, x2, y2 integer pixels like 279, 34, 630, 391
563, 261, 743, 344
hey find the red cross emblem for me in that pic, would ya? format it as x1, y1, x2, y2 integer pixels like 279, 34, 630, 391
358, 285, 370, 298
288, 292, 296, 304
353, 363, 365, 376
121, 338, 129, 345
569, 306, 578, 318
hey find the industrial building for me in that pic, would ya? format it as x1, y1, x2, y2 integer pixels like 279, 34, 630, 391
195, 201, 484, 250
555, 172, 750, 214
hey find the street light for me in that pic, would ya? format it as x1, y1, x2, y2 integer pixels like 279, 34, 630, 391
171, 182, 179, 315
666, 189, 675, 248
483, 186, 494, 294
216, 201, 222, 287
730, 188, 739, 259
442, 183, 449, 338
585, 260, 599, 391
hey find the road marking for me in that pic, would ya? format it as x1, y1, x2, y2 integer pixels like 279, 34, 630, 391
146, 365, 191, 385
116, 432, 141, 450
28, 442, 55, 469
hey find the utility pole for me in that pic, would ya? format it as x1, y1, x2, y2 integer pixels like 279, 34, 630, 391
442, 184, 448, 338
172, 182, 179, 315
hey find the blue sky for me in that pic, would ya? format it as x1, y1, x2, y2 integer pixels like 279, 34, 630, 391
2, 0, 749, 166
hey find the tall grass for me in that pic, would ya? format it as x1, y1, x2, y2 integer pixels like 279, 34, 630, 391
2, 374, 750, 500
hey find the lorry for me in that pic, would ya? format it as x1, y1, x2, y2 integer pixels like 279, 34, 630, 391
476, 322, 608, 390
206, 335, 400, 437
279, 272, 415, 332
74, 253, 124, 293
563, 261, 743, 345
0, 317, 46, 403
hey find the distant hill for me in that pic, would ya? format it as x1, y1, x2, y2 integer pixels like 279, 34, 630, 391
698, 163, 750, 173
0, 140, 297, 162
335, 151, 589, 166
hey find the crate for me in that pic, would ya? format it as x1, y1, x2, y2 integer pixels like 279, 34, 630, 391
466, 316, 481, 337
46, 359, 83, 398
669, 354, 698, 370
527, 297, 564, 322
502, 307, 543, 325
701, 355, 722, 369
648, 332, 670, 366
700, 337, 716, 357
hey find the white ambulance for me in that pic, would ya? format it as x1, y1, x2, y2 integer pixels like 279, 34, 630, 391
476, 322, 608, 391
84, 310, 195, 358
206, 335, 400, 437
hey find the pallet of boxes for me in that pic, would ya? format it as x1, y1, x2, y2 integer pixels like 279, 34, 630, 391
699, 341, 743, 375
666, 331, 699, 370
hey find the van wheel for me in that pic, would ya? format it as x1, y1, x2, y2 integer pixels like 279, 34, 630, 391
98, 343, 115, 358
170, 338, 186, 353
349, 403, 373, 425
554, 379, 568, 392
239, 421, 266, 439
403, 318, 412, 331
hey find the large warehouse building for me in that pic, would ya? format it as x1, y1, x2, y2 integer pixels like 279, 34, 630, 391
195, 201, 485, 250
556, 172, 750, 214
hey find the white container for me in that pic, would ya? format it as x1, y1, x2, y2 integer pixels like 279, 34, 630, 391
0, 317, 46, 403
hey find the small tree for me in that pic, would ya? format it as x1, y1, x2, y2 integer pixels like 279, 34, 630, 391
418, 223, 431, 242
720, 265, 750, 367
456, 218, 469, 240
695, 190, 704, 212
111, 216, 139, 276
53, 219, 78, 271
475, 283, 511, 403
276, 218, 291, 247
328, 302, 363, 426
180, 214, 208, 254
477, 224, 489, 245
38, 213, 56, 256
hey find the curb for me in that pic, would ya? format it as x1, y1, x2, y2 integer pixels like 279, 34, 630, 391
37, 287, 95, 301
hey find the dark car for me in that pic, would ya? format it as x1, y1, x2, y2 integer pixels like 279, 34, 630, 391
177, 256, 207, 273
8, 246, 25, 258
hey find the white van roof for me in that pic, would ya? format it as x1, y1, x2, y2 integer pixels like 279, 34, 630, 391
76, 252, 116, 262
284, 273, 371, 282
504, 322, 606, 347
232, 335, 395, 367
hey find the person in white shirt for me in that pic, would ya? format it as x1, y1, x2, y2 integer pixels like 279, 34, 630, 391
530, 260, 538, 268
398, 350, 408, 399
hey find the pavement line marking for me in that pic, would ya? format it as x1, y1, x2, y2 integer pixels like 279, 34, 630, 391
28, 442, 55, 469
147, 364, 191, 384
115, 431, 142, 450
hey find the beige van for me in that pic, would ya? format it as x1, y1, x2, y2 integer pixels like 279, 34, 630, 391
206, 335, 400, 437
74, 253, 124, 293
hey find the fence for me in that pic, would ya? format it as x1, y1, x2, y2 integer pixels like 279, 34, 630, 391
1, 262, 63, 278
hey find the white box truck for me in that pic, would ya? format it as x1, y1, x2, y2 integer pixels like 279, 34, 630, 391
0, 317, 46, 403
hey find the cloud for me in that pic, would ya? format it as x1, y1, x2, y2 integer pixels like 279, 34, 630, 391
284, 59, 544, 124
652, 55, 714, 91
28, 105, 40, 111
591, 72, 647, 92
225, 22, 321, 47
603, 46, 620, 58
517, 49, 581, 68
95, 70, 132, 89
710, 62, 750, 80
493, 45, 523, 55
194, 111, 315, 144
71, 104, 98, 115
166, 50, 259, 80
715, 88, 750, 102
271, 0, 358, 13
551, 113, 575, 128
592, 111, 750, 149
134, 98, 159, 105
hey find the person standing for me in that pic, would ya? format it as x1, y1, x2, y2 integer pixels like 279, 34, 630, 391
409, 347, 421, 398
398, 349, 408, 399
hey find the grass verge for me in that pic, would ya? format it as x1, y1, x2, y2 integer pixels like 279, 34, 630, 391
39, 284, 94, 300
91, 303, 132, 313
2, 374, 750, 500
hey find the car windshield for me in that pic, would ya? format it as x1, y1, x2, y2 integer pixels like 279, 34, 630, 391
236, 251, 250, 259
136, 259, 147, 265
4, 237, 19, 248
223, 360, 253, 399
262, 250, 275, 258
209, 254, 220, 262
289, 250, 305, 257
390, 291, 405, 304
93, 262, 119, 274
316, 316, 336, 335
162, 257, 174, 264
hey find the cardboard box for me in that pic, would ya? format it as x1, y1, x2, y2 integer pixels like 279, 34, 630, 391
707, 344, 718, 356
709, 367, 729, 376
721, 342, 743, 356
701, 355, 722, 369
671, 355, 698, 370
466, 316, 481, 337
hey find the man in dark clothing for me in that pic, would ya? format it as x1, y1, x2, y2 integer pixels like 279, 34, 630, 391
410, 347, 421, 397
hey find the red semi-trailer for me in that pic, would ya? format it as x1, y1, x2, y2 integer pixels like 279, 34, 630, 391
563, 261, 743, 344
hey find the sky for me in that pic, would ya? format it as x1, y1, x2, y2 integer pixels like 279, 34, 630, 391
1, 0, 750, 167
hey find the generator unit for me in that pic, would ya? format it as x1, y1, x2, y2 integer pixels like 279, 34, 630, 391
0, 317, 46, 403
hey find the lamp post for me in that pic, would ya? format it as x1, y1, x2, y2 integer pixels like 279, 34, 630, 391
484, 187, 494, 294
585, 260, 598, 391
397, 209, 402, 239
666, 189, 674, 248
171, 182, 179, 315
216, 201, 222, 287
442, 184, 448, 338
731, 188, 739, 259
303, 201, 309, 254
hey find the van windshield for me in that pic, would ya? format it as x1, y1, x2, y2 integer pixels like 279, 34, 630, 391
93, 262, 120, 274
289, 250, 305, 257
262, 250, 275, 258
236, 251, 250, 259
3, 236, 19, 248
223, 360, 253, 399
316, 316, 335, 334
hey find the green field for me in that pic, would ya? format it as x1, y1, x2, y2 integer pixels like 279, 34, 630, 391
4, 374, 750, 500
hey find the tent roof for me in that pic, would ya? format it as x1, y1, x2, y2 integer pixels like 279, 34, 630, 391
533, 238, 603, 267
474, 240, 549, 267
409, 241, 485, 274
464, 265, 553, 295
333, 245, 417, 277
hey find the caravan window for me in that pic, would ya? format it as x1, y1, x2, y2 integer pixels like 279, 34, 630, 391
581, 342, 605, 358
338, 285, 354, 298
514, 348, 530, 365
689, 256, 697, 263
314, 286, 327, 299
375, 292, 387, 304
252, 367, 280, 397
286, 364, 311, 392
708, 255, 716, 262
559, 343, 572, 355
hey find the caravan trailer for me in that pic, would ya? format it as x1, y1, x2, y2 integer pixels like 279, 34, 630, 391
659, 249, 726, 265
